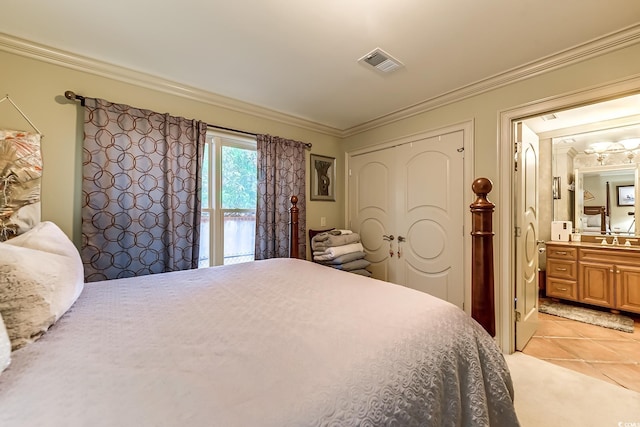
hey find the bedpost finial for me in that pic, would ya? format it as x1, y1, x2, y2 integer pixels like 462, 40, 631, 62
290, 195, 298, 206
472, 177, 492, 197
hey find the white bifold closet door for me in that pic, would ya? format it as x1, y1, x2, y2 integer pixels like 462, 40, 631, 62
349, 131, 465, 308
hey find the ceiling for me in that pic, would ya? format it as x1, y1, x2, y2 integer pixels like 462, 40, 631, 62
524, 93, 640, 153
1, 1, 640, 133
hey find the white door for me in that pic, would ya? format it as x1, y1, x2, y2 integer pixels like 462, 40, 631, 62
349, 131, 465, 308
395, 132, 465, 307
349, 149, 395, 281
515, 121, 540, 350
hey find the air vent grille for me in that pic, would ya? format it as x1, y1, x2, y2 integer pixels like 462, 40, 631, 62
358, 48, 403, 73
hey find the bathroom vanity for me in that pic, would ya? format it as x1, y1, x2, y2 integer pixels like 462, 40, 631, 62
546, 240, 640, 314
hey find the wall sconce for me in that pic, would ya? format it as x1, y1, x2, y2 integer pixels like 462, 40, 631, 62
552, 176, 561, 199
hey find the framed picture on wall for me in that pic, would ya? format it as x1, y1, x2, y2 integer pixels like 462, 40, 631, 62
617, 185, 635, 206
310, 154, 336, 201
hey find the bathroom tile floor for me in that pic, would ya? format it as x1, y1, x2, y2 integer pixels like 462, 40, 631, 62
521, 301, 640, 393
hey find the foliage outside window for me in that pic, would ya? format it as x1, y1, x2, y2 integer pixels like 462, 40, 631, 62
200, 132, 257, 267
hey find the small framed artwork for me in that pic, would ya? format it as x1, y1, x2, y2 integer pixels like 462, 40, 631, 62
617, 185, 635, 206
310, 154, 336, 201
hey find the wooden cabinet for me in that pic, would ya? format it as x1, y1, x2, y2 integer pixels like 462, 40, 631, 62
545, 242, 640, 314
579, 261, 614, 308
546, 245, 578, 301
616, 264, 640, 313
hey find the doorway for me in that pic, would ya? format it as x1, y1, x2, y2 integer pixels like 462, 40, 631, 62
498, 75, 640, 353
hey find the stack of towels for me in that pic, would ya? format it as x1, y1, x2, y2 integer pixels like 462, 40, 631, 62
311, 229, 371, 277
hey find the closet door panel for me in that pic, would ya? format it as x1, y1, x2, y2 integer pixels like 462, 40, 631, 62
396, 132, 464, 308
349, 150, 394, 282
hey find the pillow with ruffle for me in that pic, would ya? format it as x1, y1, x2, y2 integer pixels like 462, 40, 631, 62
0, 221, 84, 350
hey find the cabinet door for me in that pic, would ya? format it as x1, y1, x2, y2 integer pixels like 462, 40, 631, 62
616, 264, 640, 314
579, 261, 614, 308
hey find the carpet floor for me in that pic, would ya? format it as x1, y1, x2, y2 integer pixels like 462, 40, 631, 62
505, 352, 640, 426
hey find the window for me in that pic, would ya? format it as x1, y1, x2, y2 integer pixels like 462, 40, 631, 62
199, 131, 257, 267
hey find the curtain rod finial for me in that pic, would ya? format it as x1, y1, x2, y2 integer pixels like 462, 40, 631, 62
64, 91, 76, 100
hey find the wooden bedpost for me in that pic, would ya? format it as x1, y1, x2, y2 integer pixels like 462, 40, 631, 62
470, 178, 495, 337
289, 196, 299, 259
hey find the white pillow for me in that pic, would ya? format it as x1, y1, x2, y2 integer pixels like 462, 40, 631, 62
0, 314, 10, 373
586, 214, 601, 227
0, 221, 84, 349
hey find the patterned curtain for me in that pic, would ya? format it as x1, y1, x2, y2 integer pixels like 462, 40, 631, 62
82, 98, 206, 281
255, 135, 306, 259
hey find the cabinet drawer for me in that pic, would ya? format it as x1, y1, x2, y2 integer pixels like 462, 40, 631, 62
579, 247, 640, 266
546, 278, 578, 301
546, 246, 577, 260
546, 259, 577, 280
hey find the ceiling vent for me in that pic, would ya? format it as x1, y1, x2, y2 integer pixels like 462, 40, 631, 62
358, 48, 403, 73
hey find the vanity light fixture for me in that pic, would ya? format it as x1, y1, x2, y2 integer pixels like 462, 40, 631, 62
621, 138, 640, 163
583, 141, 638, 165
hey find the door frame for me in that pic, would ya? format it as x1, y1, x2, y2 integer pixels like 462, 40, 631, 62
497, 74, 640, 353
345, 120, 475, 313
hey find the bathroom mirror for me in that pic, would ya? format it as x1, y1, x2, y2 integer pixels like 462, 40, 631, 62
573, 164, 639, 236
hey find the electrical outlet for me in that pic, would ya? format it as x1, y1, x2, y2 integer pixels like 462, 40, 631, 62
320, 217, 326, 226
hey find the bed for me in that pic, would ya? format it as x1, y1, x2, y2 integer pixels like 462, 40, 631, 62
0, 181, 519, 426
582, 205, 609, 234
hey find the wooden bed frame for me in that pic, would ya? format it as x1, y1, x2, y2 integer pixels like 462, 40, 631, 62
584, 205, 607, 234
287, 177, 496, 337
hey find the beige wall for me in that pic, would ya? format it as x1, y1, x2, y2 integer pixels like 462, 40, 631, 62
0, 50, 343, 248
4, 42, 640, 256
343, 43, 640, 168
342, 42, 640, 244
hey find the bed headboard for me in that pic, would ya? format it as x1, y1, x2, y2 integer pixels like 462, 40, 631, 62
584, 205, 607, 234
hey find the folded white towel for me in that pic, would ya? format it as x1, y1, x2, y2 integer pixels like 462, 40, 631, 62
329, 229, 353, 236
313, 243, 364, 261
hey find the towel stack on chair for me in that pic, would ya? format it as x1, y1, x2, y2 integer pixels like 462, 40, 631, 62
311, 230, 371, 277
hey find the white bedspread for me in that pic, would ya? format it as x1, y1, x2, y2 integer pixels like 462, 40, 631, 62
0, 259, 519, 426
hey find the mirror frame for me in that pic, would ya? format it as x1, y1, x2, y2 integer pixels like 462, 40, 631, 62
574, 164, 639, 236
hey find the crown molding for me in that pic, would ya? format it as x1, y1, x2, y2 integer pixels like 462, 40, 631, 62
342, 24, 640, 137
2, 24, 639, 140
0, 33, 343, 138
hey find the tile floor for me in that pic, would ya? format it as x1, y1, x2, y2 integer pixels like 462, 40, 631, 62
521, 300, 640, 393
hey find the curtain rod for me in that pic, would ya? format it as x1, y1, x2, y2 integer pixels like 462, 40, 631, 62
64, 90, 312, 149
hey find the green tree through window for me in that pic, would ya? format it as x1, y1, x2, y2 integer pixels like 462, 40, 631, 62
222, 146, 257, 209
